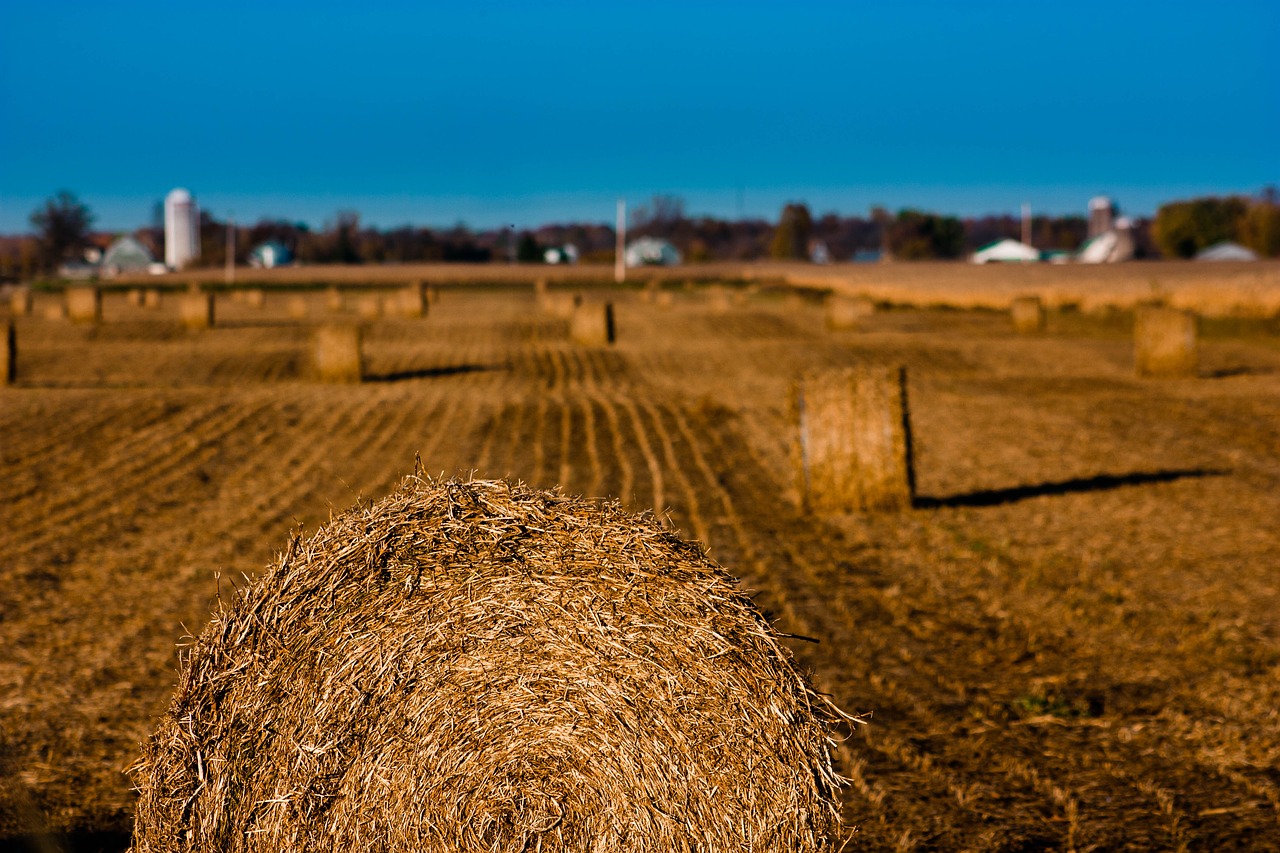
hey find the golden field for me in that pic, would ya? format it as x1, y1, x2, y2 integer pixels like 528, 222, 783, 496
3, 263, 1280, 850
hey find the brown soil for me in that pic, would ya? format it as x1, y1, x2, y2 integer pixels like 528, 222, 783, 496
2, 279, 1279, 850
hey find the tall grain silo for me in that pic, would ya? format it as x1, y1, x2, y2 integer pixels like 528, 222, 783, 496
1087, 196, 1114, 239
164, 188, 200, 270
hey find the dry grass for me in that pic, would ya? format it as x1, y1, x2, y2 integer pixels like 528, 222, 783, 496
129, 476, 846, 852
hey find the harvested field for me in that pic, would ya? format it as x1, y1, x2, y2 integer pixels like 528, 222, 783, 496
3, 271, 1280, 850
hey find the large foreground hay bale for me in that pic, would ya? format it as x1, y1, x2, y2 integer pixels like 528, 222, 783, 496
824, 294, 875, 331
792, 367, 915, 512
65, 286, 101, 323
10, 289, 33, 316
130, 477, 844, 852
179, 292, 215, 329
569, 300, 615, 345
1, 320, 14, 385
312, 323, 363, 382
1010, 296, 1044, 333
1135, 305, 1197, 377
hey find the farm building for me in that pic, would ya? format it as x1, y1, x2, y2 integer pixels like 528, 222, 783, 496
1077, 219, 1135, 263
624, 236, 682, 267
1195, 241, 1259, 262
248, 240, 293, 269
100, 235, 157, 276
971, 238, 1041, 264
543, 244, 579, 264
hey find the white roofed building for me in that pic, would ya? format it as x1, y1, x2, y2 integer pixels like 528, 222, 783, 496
624, 237, 682, 267
1195, 241, 1259, 261
971, 238, 1041, 264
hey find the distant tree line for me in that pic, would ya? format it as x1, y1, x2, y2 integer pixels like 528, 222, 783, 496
4, 188, 1276, 282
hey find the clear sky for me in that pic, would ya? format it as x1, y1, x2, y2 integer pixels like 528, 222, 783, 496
1, 1, 1276, 233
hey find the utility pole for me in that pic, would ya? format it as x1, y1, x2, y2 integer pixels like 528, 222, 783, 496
615, 199, 626, 284
226, 215, 235, 285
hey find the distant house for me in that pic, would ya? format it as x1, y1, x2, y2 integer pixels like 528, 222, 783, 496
100, 235, 156, 277
852, 248, 883, 263
1077, 219, 1135, 263
971, 238, 1040, 264
624, 237, 682, 267
248, 240, 293, 269
543, 244, 579, 265
1195, 241, 1259, 262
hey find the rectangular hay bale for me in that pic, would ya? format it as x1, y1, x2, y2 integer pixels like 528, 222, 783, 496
792, 366, 915, 512
1135, 305, 1197, 377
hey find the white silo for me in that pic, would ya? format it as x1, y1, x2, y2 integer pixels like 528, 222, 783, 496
165, 188, 200, 270
1087, 196, 1114, 239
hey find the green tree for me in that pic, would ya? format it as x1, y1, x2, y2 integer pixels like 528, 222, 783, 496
29, 190, 94, 272
516, 232, 543, 263
886, 210, 964, 260
1151, 196, 1247, 258
770, 202, 813, 259
1239, 199, 1280, 258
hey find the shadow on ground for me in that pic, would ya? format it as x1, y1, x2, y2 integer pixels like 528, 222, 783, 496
914, 468, 1228, 509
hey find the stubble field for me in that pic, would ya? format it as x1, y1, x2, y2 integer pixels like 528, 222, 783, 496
2, 271, 1280, 850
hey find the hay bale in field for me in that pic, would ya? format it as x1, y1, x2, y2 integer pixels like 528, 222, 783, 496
179, 292, 215, 329
10, 289, 33, 316
326, 286, 344, 312
43, 302, 67, 320
126, 288, 144, 307
570, 300, 615, 345
355, 293, 383, 319
792, 366, 915, 512
539, 290, 579, 318
286, 295, 309, 320
705, 284, 732, 314
311, 323, 363, 382
65, 286, 101, 324
1010, 296, 1044, 333
143, 289, 163, 309
1135, 305, 1197, 377
426, 283, 440, 304
129, 476, 845, 853
655, 290, 675, 309
824, 294, 875, 330
244, 289, 265, 309
396, 282, 428, 318
1, 320, 14, 385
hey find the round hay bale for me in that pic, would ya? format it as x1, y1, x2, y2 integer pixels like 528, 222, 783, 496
1134, 304, 1197, 377
824, 295, 874, 331
1009, 296, 1044, 333
143, 289, 163, 310
326, 286, 345, 312
355, 293, 383, 319
43, 301, 67, 321
244, 288, 266, 309
569, 300, 615, 345
179, 292, 215, 330
130, 477, 845, 852
311, 323, 363, 382
654, 290, 676, 309
126, 288, 145, 307
396, 283, 427, 319
65, 286, 101, 324
10, 288, 33, 316
705, 284, 732, 314
286, 295, 309, 320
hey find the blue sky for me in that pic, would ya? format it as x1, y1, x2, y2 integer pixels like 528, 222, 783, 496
1, 1, 1276, 233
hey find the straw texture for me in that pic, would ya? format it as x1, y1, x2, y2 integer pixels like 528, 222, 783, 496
1009, 296, 1044, 333
66, 286, 102, 323
1134, 305, 1197, 377
130, 476, 845, 853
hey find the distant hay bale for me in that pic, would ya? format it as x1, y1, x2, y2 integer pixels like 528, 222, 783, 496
1009, 296, 1044, 333
143, 289, 163, 310
570, 300, 615, 345
705, 284, 732, 314
792, 367, 915, 512
355, 293, 383, 319
1, 320, 14, 385
10, 289, 33, 316
534, 277, 548, 299
286, 295, 309, 320
312, 323, 363, 382
824, 294, 875, 330
244, 289, 265, 308
539, 291, 579, 318
65, 287, 101, 324
655, 290, 676, 309
126, 288, 144, 307
129, 476, 845, 853
326, 287, 344, 312
43, 302, 67, 321
396, 282, 428, 318
179, 292, 215, 330
426, 284, 441, 304
1134, 305, 1197, 377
